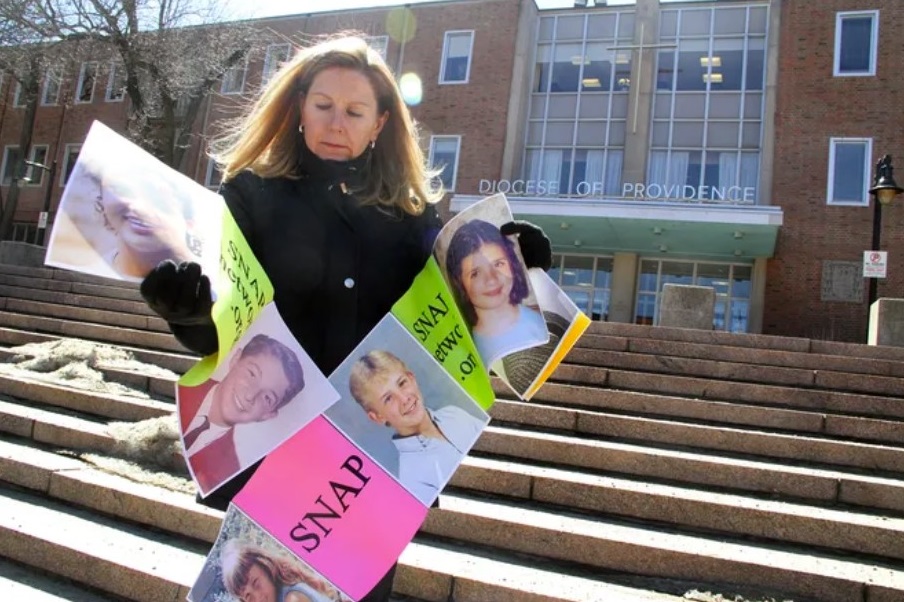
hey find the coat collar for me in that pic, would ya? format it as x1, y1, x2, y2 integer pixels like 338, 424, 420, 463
297, 140, 370, 187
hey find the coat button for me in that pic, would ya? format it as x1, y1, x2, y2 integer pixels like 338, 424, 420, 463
344, 278, 355, 289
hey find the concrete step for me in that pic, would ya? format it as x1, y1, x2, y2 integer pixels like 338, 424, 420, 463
0, 262, 139, 289
0, 441, 685, 602
567, 347, 904, 396
0, 486, 204, 601
542, 366, 904, 421
0, 364, 904, 501
0, 558, 124, 602
0, 327, 197, 374
2, 298, 169, 333
0, 311, 187, 353
589, 321, 904, 363
424, 493, 904, 602
0, 283, 155, 316
0, 270, 143, 302
475, 426, 904, 514
492, 397, 904, 458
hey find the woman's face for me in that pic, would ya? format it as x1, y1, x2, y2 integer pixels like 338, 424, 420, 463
101, 179, 187, 256
300, 66, 388, 161
237, 562, 278, 602
459, 242, 515, 312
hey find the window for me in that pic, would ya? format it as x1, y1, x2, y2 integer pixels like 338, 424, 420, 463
440, 31, 474, 84
41, 68, 62, 105
834, 11, 878, 77
366, 35, 389, 60
221, 55, 248, 94
262, 43, 290, 85
23, 145, 48, 186
549, 254, 614, 321
429, 136, 461, 192
648, 5, 768, 204
635, 259, 752, 332
827, 137, 872, 206
1, 147, 22, 186
12, 81, 25, 107
106, 61, 125, 102
61, 144, 81, 186
76, 62, 98, 103
205, 158, 222, 189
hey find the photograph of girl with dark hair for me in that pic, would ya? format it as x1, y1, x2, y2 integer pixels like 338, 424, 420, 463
444, 218, 548, 366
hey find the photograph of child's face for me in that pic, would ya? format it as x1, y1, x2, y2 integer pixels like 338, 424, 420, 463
352, 359, 429, 438
458, 240, 516, 315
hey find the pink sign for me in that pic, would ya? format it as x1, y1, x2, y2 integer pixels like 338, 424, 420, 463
234, 416, 428, 600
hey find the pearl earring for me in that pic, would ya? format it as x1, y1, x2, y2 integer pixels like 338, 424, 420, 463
298, 124, 304, 134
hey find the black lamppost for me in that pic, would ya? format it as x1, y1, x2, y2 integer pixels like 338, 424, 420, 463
866, 154, 903, 312
22, 159, 57, 246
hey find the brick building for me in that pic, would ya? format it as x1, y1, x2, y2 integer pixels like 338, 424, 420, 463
0, 0, 901, 342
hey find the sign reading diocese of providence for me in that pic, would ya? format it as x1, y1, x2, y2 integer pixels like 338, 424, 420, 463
479, 179, 757, 203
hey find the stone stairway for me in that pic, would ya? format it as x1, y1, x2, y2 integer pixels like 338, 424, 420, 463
0, 261, 903, 602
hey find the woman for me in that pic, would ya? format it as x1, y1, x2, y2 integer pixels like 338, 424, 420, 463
140, 34, 550, 601
445, 218, 547, 365
220, 540, 342, 602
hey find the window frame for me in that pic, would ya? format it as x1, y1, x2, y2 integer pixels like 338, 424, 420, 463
366, 35, 389, 60
60, 143, 82, 186
12, 80, 25, 108
429, 135, 462, 192
439, 30, 475, 85
1, 146, 21, 186
105, 61, 125, 102
262, 43, 291, 85
220, 54, 248, 95
40, 68, 62, 106
75, 61, 98, 104
834, 10, 879, 77
23, 145, 49, 186
826, 137, 872, 207
204, 157, 222, 189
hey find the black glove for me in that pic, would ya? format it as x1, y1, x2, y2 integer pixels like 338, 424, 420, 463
140, 260, 213, 326
501, 220, 552, 272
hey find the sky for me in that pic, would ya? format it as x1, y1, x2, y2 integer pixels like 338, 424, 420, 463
229, 0, 636, 20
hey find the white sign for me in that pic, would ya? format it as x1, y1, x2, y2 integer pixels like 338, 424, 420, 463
863, 250, 888, 279
37, 211, 48, 229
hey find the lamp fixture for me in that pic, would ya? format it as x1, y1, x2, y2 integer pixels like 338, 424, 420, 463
869, 154, 904, 205
560, 222, 571, 230
582, 78, 601, 88
700, 56, 722, 67
653, 227, 663, 235
571, 55, 591, 66
574, 240, 582, 247
659, 244, 668, 252
703, 73, 723, 84
733, 230, 743, 239
734, 249, 743, 256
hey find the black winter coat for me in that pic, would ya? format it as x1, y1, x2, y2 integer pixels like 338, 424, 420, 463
177, 149, 442, 510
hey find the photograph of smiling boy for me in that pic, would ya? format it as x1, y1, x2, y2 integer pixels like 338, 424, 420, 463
181, 333, 306, 495
444, 218, 547, 366
324, 316, 488, 506
50, 152, 204, 282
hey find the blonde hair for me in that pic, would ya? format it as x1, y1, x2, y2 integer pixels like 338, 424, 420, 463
220, 539, 339, 600
348, 349, 409, 408
210, 33, 441, 215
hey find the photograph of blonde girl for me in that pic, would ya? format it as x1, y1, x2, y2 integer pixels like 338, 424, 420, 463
220, 539, 349, 602
444, 218, 548, 366
189, 506, 350, 602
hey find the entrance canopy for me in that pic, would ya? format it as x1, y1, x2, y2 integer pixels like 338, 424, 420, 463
451, 195, 783, 262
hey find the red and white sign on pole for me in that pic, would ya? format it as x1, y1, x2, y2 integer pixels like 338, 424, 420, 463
863, 250, 888, 279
